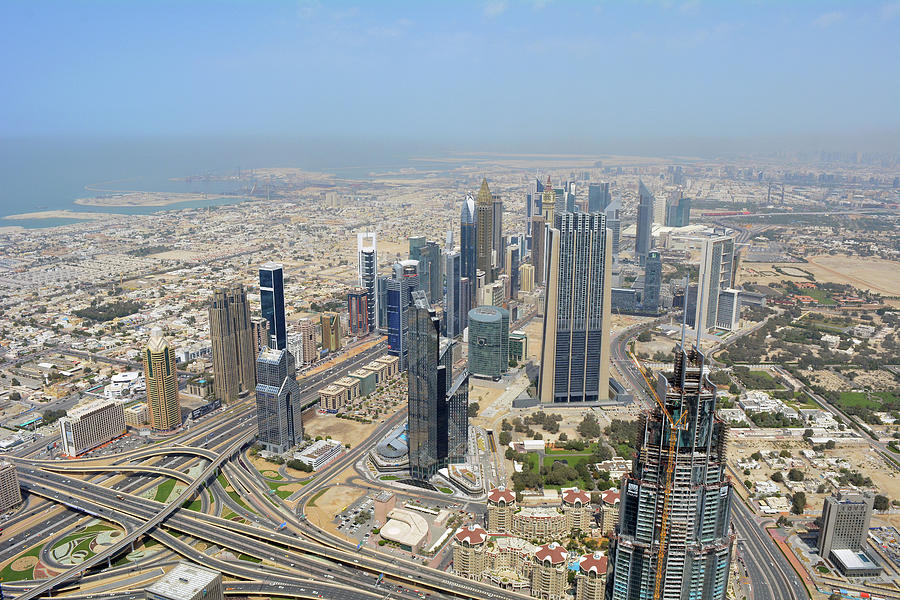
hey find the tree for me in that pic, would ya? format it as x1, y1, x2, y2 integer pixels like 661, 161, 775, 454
637, 331, 652, 343
498, 431, 512, 446
791, 492, 806, 515
750, 451, 762, 461
771, 472, 784, 483
11, 378, 20, 387
577, 413, 602, 439
788, 468, 804, 482
729, 383, 740, 395
803, 428, 813, 439
467, 402, 480, 418
825, 439, 836, 449
9, 391, 21, 401
874, 494, 890, 511
558, 432, 568, 442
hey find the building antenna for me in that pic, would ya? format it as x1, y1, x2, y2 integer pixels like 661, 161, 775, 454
694, 266, 705, 352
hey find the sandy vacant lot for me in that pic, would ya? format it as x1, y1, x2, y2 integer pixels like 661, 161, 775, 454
303, 411, 382, 446
741, 254, 900, 297
306, 484, 366, 538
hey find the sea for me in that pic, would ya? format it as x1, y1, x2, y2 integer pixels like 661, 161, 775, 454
0, 136, 452, 228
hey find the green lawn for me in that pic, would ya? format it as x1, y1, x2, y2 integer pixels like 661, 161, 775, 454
0, 543, 42, 582
308, 488, 328, 507
838, 392, 882, 410
379, 475, 399, 481
153, 478, 178, 503
182, 498, 202, 511
804, 288, 836, 305
438, 487, 453, 494
542, 453, 594, 470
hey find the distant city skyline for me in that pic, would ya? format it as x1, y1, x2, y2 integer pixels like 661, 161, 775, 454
1, 1, 898, 153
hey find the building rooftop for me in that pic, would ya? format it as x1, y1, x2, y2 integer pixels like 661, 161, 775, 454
579, 551, 608, 575
454, 524, 487, 545
488, 486, 515, 504
562, 487, 591, 506
381, 508, 429, 548
66, 398, 117, 420
535, 542, 567, 564
830, 548, 879, 571
145, 561, 220, 600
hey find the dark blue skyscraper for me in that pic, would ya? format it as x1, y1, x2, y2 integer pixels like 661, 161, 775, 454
386, 260, 420, 370
443, 248, 462, 338
460, 194, 477, 303
643, 250, 662, 313
635, 181, 655, 267
588, 182, 611, 213
525, 177, 544, 246
665, 191, 691, 228
259, 262, 286, 350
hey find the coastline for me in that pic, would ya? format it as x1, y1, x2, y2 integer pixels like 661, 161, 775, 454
3, 210, 124, 221
74, 191, 243, 208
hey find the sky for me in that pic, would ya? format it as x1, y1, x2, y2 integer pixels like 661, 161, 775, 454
2, 1, 899, 153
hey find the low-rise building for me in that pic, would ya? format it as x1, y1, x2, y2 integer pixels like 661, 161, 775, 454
294, 439, 343, 471
0, 461, 22, 512
513, 506, 568, 542
59, 398, 126, 457
348, 368, 377, 397
381, 507, 430, 552
124, 402, 148, 427
145, 561, 223, 600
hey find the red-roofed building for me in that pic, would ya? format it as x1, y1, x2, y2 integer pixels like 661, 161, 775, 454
532, 542, 568, 600
561, 487, 593, 533
576, 552, 608, 600
452, 524, 488, 580
598, 489, 620, 534
487, 486, 516, 532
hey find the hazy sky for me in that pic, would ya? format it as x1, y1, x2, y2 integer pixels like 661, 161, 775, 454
2, 1, 899, 151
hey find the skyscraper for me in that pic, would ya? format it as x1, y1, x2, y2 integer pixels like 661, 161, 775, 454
443, 248, 462, 338
467, 306, 509, 380
209, 284, 256, 402
519, 263, 534, 293
358, 232, 378, 333
818, 490, 875, 560
539, 212, 612, 403
588, 182, 611, 213
385, 260, 420, 370
492, 193, 503, 278
642, 251, 662, 313
605, 200, 622, 261
250, 316, 270, 355
525, 177, 544, 244
297, 317, 318, 364
460, 193, 477, 303
605, 345, 734, 600
475, 178, 494, 284
143, 327, 180, 431
665, 192, 691, 228
348, 287, 370, 336
410, 237, 442, 303
531, 214, 546, 287
542, 176, 557, 224
693, 233, 736, 332
259, 263, 287, 350
505, 243, 520, 300
459, 276, 472, 332
320, 312, 342, 352
407, 291, 469, 480
635, 181, 654, 267
255, 347, 303, 454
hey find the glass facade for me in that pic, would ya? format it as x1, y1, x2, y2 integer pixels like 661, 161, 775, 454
358, 232, 378, 333
255, 347, 303, 454
259, 262, 286, 350
467, 306, 509, 380
642, 251, 661, 313
635, 181, 654, 266
460, 194, 477, 305
385, 260, 420, 370
443, 249, 462, 338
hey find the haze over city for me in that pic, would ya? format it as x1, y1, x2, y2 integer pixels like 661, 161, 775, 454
0, 3, 899, 600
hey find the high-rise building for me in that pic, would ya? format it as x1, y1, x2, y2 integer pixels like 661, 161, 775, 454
348, 287, 370, 336
259, 263, 287, 350
0, 461, 22, 512
519, 263, 535, 293
143, 327, 181, 431
407, 291, 468, 480
818, 490, 875, 560
575, 552, 608, 600
635, 181, 654, 267
209, 284, 256, 402
320, 312, 342, 352
255, 346, 303, 454
410, 237, 442, 303
358, 232, 378, 333
693, 233, 736, 332
492, 193, 503, 278
526, 177, 544, 244
443, 249, 462, 338
605, 345, 734, 600
297, 317, 318, 364
459, 277, 471, 333
539, 213, 612, 403
460, 194, 477, 304
386, 260, 420, 370
642, 251, 662, 313
665, 192, 691, 228
605, 201, 622, 261
250, 316, 270, 355
467, 306, 510, 380
58, 398, 126, 456
146, 561, 223, 600
376, 275, 389, 330
475, 178, 495, 284
531, 214, 546, 287
531, 543, 568, 600
588, 182, 611, 213
542, 176, 557, 225
505, 244, 520, 300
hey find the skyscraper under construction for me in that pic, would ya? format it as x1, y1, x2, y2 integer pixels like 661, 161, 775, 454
605, 345, 733, 600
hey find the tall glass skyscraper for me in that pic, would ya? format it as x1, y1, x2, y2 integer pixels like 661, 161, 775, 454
143, 328, 180, 431
255, 346, 303, 454
635, 181, 655, 267
358, 232, 378, 333
539, 212, 612, 403
694, 233, 736, 332
588, 182, 611, 213
643, 251, 662, 313
386, 260, 420, 370
407, 291, 468, 480
259, 262, 287, 350
467, 306, 509, 380
605, 345, 733, 600
443, 249, 462, 338
410, 237, 442, 304
525, 177, 544, 245
460, 193, 477, 290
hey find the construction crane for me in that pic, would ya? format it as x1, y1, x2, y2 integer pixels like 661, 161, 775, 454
631, 351, 689, 600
